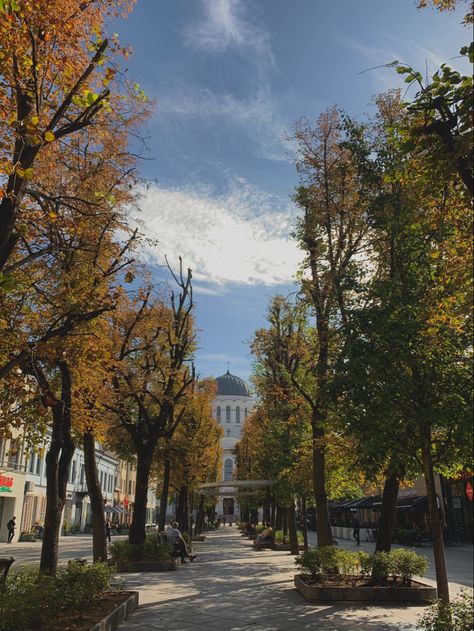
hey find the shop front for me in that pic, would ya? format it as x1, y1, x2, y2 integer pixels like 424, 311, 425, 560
0, 471, 26, 542
442, 472, 473, 542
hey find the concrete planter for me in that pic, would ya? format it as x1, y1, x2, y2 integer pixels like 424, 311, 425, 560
115, 559, 178, 572
89, 591, 138, 631
294, 574, 437, 603
273, 543, 305, 552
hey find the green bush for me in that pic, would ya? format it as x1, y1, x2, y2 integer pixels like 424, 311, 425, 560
294, 546, 339, 580
391, 548, 428, 585
295, 547, 428, 586
274, 530, 303, 544
417, 590, 474, 631
0, 562, 114, 631
110, 535, 171, 562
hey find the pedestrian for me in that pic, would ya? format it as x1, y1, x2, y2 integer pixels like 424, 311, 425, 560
352, 516, 360, 546
165, 522, 195, 563
223, 516, 226, 527
7, 516, 16, 543
105, 518, 111, 543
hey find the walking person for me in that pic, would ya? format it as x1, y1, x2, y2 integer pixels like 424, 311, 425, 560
105, 518, 111, 543
7, 516, 16, 543
352, 515, 360, 546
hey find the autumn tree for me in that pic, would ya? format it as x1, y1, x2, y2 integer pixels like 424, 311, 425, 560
0, 0, 136, 271
108, 261, 195, 546
162, 378, 222, 536
290, 109, 369, 546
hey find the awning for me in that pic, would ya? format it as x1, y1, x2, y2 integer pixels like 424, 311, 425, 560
350, 496, 383, 509
329, 499, 360, 512
396, 496, 427, 509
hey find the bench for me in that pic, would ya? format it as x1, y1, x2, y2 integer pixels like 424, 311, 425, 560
0, 557, 14, 592
253, 539, 274, 550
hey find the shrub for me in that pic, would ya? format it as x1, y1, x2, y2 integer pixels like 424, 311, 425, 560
274, 530, 303, 544
0, 562, 114, 631
294, 546, 338, 580
358, 551, 372, 577
417, 590, 474, 631
110, 535, 172, 562
337, 549, 360, 576
391, 548, 428, 585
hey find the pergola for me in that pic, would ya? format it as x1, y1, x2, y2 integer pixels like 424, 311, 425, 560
196, 480, 273, 496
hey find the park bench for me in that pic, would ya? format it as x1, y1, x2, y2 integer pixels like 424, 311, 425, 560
253, 539, 274, 551
0, 557, 14, 592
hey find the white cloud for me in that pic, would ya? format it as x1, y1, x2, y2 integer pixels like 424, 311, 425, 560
156, 85, 294, 161
183, 0, 273, 70
134, 180, 302, 287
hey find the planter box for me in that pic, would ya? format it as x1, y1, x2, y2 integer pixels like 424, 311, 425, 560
273, 543, 305, 552
89, 591, 138, 631
115, 559, 178, 572
19, 533, 39, 542
191, 535, 206, 542
294, 574, 437, 603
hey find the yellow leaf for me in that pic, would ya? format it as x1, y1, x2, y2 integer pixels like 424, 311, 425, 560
31, 115, 39, 125
49, 211, 57, 219
44, 131, 55, 142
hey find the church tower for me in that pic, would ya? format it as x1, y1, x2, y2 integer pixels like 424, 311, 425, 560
212, 370, 253, 520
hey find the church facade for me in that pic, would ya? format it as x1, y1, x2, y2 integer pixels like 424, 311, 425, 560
212, 370, 253, 521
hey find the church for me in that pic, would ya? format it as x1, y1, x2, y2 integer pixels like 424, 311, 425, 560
212, 370, 253, 521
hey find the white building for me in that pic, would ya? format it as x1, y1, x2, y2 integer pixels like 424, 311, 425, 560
212, 370, 253, 521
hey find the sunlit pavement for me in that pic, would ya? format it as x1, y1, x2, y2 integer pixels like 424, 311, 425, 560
1, 528, 471, 630
116, 527, 472, 631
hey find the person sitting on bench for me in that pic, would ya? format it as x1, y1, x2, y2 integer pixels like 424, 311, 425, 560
165, 522, 195, 563
256, 522, 273, 543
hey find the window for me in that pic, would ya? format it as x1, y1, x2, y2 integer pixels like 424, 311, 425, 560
226, 429, 231, 437
29, 454, 36, 473
226, 406, 231, 423
36, 456, 42, 475
216, 406, 221, 420
224, 458, 233, 481
99, 471, 103, 489
80, 464, 85, 485
236, 406, 240, 423
71, 460, 77, 483
128, 480, 132, 495
244, 407, 248, 419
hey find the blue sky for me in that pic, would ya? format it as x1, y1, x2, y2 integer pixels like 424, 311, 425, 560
113, 0, 469, 384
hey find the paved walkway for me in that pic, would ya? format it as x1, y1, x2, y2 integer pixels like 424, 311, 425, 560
118, 527, 472, 631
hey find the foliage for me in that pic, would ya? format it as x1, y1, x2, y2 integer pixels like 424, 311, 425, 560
274, 529, 304, 544
110, 534, 171, 562
0, 561, 114, 631
295, 547, 428, 585
417, 589, 474, 631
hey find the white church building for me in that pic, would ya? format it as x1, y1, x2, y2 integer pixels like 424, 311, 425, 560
212, 370, 253, 521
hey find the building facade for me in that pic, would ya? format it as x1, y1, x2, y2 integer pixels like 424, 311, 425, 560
0, 432, 27, 543
212, 370, 253, 521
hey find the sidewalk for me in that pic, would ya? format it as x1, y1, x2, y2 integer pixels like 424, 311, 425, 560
117, 527, 472, 631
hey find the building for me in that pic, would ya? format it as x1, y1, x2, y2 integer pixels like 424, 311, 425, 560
0, 431, 27, 543
212, 370, 253, 521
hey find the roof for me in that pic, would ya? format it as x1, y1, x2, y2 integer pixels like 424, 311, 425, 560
216, 370, 251, 397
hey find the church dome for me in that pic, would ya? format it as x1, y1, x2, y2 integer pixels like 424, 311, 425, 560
216, 371, 251, 397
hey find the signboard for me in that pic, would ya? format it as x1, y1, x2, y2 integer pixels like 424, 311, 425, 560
466, 481, 473, 502
0, 475, 13, 493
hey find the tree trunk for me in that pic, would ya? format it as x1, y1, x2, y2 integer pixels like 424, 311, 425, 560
301, 497, 309, 551
270, 501, 276, 530
275, 505, 282, 530
83, 430, 107, 562
312, 419, 333, 547
375, 472, 401, 553
194, 494, 205, 536
129, 447, 153, 546
282, 507, 288, 539
288, 502, 299, 555
40, 363, 75, 574
422, 438, 450, 603
158, 456, 171, 531
176, 485, 189, 534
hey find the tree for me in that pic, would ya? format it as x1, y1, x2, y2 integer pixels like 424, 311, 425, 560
108, 261, 195, 545
290, 109, 369, 546
336, 92, 473, 603
0, 0, 136, 271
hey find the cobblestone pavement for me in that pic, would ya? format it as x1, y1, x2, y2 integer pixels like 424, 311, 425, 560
117, 527, 472, 631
